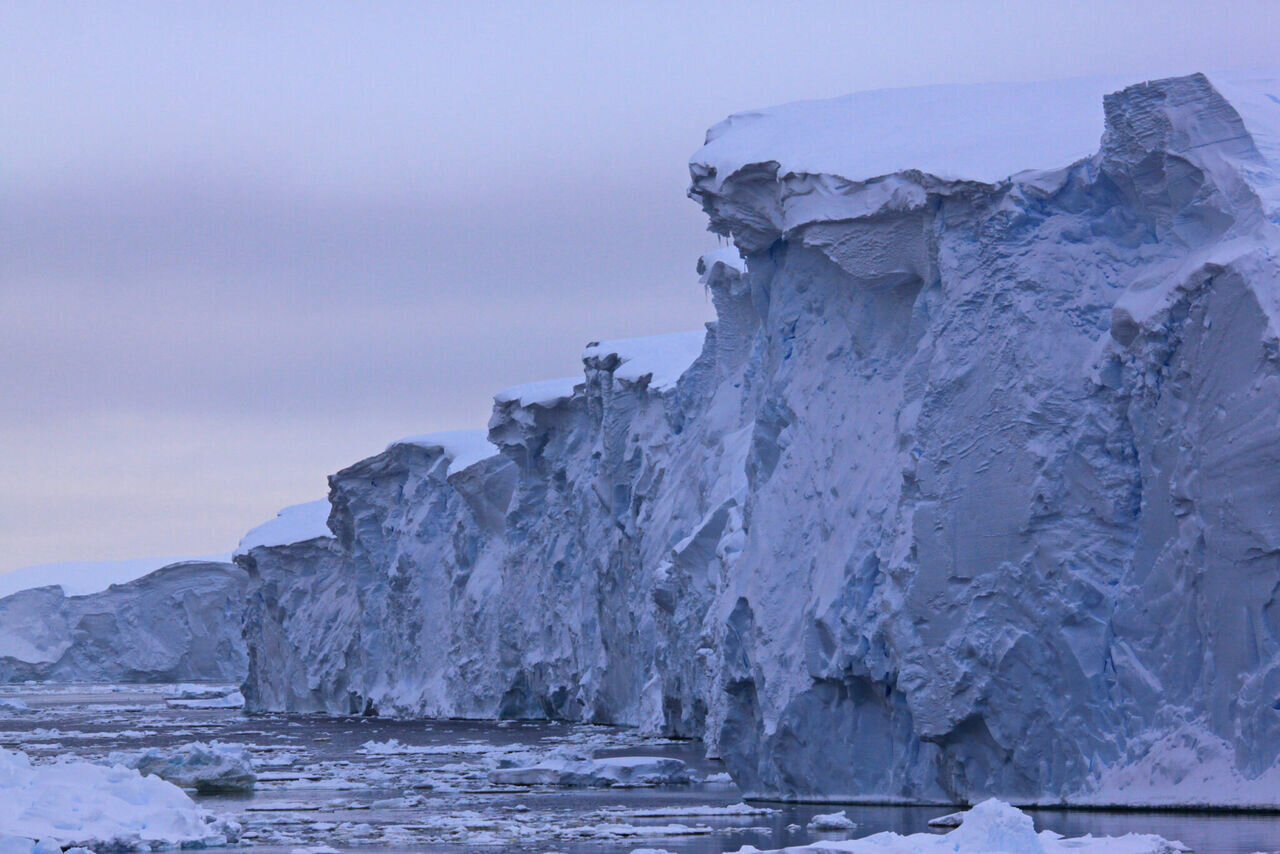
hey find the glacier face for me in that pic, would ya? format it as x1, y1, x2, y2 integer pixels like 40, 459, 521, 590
240, 71, 1280, 806
0, 561, 247, 683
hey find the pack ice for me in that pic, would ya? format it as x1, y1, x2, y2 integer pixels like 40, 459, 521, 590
0, 559, 247, 683
239, 71, 1280, 806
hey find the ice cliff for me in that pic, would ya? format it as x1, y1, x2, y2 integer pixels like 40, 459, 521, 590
0, 560, 247, 683
240, 71, 1280, 806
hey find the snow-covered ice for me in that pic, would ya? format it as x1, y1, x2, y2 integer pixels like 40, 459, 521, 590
235, 499, 332, 556
0, 746, 235, 850
583, 331, 707, 391
493, 376, 581, 407
384, 428, 499, 476
807, 810, 856, 831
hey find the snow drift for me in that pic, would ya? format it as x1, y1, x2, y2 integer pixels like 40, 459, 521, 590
0, 560, 247, 683
240, 71, 1280, 806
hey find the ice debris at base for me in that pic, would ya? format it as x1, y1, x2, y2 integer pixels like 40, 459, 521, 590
235, 499, 332, 556
109, 741, 257, 792
0, 746, 235, 850
489, 755, 693, 787
239, 70, 1280, 806
730, 800, 1187, 853
0, 561, 247, 683
807, 811, 856, 831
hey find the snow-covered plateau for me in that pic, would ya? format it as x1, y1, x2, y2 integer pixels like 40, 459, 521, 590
0, 560, 247, 683
234, 70, 1280, 808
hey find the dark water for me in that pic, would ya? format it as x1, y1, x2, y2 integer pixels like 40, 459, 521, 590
0, 683, 1276, 853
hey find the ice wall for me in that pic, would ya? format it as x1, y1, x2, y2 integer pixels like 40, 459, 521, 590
240, 72, 1280, 806
0, 561, 247, 683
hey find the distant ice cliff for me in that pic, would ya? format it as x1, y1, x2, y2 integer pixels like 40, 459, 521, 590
0, 560, 246, 683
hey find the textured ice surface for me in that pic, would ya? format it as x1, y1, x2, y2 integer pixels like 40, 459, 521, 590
0, 746, 234, 850
241, 71, 1280, 806
0, 561, 247, 683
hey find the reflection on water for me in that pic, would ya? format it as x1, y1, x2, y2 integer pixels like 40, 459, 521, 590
0, 683, 1276, 853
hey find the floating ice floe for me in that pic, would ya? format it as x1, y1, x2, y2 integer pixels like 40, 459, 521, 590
599, 802, 778, 818
490, 755, 693, 787
0, 746, 236, 850
729, 800, 1188, 853
807, 810, 856, 831
166, 688, 245, 709
109, 740, 257, 792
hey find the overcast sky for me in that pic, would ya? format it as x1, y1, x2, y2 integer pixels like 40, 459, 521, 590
2, 1, 1277, 575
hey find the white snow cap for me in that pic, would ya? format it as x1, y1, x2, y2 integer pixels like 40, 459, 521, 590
693, 70, 1280, 194
699, 246, 746, 279
235, 499, 332, 557
583, 330, 706, 391
385, 428, 499, 476
494, 376, 581, 408
0, 552, 232, 600
693, 75, 1129, 190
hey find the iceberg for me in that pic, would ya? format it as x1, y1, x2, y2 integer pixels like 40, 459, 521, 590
0, 560, 247, 683
110, 741, 257, 793
239, 71, 1280, 806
